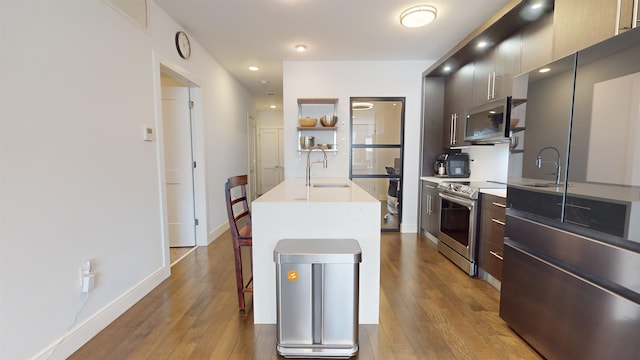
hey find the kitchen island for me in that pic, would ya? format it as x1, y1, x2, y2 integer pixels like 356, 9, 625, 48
252, 178, 380, 324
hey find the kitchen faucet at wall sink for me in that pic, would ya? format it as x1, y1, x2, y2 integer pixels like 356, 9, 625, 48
535, 146, 561, 185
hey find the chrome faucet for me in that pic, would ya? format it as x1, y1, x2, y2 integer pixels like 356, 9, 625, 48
535, 146, 561, 184
306, 146, 328, 186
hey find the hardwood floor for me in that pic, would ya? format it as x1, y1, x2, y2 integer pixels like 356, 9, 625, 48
70, 232, 541, 359
169, 246, 196, 265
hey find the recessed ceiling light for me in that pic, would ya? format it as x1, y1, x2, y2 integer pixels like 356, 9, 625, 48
400, 5, 437, 28
443, 65, 452, 72
477, 41, 489, 49
531, 2, 543, 10
539, 67, 551, 73
248, 66, 259, 71
270, 105, 277, 109
295, 44, 307, 53
260, 80, 269, 85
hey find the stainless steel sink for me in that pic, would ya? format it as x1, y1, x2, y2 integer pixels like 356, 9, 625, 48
312, 183, 349, 188
519, 182, 572, 188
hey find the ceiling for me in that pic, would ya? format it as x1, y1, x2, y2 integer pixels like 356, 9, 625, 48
154, 0, 513, 111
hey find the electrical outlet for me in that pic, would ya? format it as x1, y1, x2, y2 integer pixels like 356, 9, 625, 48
80, 259, 95, 293
81, 273, 95, 293
81, 259, 92, 275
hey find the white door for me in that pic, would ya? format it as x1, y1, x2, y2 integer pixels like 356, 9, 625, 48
248, 114, 258, 201
258, 128, 284, 195
162, 85, 196, 247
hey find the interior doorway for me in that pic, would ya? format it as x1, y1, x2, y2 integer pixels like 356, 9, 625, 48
160, 67, 197, 259
248, 113, 258, 201
257, 127, 284, 195
349, 97, 405, 232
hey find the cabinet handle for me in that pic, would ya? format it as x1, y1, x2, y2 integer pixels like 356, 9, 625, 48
555, 202, 591, 211
491, 202, 506, 208
487, 74, 492, 100
565, 219, 590, 228
490, 251, 504, 261
450, 114, 455, 145
451, 114, 457, 145
565, 203, 592, 211
491, 218, 505, 226
491, 72, 496, 99
427, 194, 432, 215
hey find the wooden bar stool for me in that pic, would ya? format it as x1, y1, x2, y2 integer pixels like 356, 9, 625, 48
224, 175, 253, 312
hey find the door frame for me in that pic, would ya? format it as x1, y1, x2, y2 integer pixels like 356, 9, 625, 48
153, 53, 208, 267
349, 97, 405, 232
160, 73, 197, 247
248, 113, 258, 201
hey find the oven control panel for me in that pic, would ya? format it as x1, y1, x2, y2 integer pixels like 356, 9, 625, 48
437, 182, 478, 199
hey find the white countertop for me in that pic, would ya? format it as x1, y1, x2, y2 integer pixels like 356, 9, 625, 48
480, 188, 507, 198
254, 178, 378, 203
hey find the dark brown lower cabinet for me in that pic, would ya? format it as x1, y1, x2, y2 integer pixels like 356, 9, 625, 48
478, 194, 506, 281
500, 214, 640, 360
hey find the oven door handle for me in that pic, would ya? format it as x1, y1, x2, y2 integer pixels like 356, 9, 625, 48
438, 192, 475, 209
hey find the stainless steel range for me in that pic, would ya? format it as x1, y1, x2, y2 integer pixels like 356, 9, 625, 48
436, 181, 500, 276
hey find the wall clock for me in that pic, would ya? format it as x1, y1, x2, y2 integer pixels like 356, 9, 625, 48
175, 31, 191, 59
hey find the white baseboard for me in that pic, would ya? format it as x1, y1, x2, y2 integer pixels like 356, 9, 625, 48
32, 266, 171, 360
400, 222, 418, 233
207, 221, 229, 245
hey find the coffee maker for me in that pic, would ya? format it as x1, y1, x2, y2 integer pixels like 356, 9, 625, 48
434, 155, 447, 176
434, 153, 470, 178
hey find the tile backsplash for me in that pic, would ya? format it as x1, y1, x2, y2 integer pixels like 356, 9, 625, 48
462, 143, 510, 182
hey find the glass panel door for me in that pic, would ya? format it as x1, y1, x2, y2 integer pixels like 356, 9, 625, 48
350, 97, 404, 231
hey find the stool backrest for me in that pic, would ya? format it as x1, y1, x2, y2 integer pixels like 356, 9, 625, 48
225, 175, 251, 240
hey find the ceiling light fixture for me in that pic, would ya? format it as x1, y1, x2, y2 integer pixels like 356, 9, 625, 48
270, 105, 277, 109
539, 67, 551, 73
248, 66, 259, 71
352, 102, 374, 110
295, 44, 307, 53
400, 5, 437, 28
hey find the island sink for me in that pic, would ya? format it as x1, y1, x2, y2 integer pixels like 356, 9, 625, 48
519, 182, 572, 188
312, 183, 349, 188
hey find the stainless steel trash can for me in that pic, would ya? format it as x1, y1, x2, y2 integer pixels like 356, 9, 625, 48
274, 239, 362, 359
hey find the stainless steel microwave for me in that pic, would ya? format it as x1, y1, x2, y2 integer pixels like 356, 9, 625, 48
464, 96, 512, 143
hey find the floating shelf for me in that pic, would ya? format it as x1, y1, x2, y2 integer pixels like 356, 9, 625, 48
297, 126, 338, 131
512, 98, 527, 107
297, 98, 339, 152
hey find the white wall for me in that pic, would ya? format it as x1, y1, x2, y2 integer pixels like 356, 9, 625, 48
0, 1, 254, 359
257, 109, 284, 128
282, 61, 432, 232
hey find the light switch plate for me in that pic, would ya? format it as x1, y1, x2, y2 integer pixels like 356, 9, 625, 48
144, 125, 154, 141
